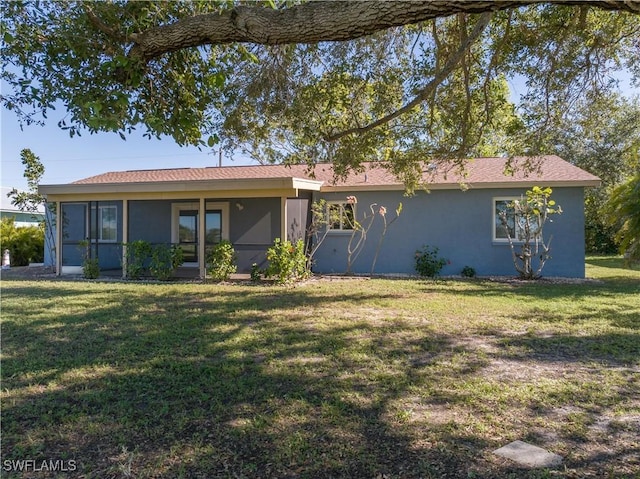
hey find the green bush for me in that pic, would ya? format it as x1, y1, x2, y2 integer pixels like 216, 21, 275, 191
78, 240, 100, 279
82, 258, 100, 279
206, 240, 237, 281
149, 244, 184, 280
461, 265, 476, 278
265, 238, 309, 284
250, 262, 262, 282
125, 240, 152, 279
415, 245, 447, 278
0, 217, 44, 266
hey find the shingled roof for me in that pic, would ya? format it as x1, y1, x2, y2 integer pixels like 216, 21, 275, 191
70, 155, 600, 190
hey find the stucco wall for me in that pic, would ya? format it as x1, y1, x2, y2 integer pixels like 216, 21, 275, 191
312, 187, 586, 278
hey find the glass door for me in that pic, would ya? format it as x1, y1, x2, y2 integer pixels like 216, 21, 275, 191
178, 210, 198, 263
205, 210, 222, 245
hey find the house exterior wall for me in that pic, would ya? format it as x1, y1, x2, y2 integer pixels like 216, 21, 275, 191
313, 187, 586, 278
45, 185, 587, 278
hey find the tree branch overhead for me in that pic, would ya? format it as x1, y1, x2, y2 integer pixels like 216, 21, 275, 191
128, 1, 640, 62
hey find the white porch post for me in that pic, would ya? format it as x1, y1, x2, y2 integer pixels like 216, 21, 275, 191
122, 199, 128, 279
281, 196, 287, 241
55, 201, 62, 276
199, 197, 206, 279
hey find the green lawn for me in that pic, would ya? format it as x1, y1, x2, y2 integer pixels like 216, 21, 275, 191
1, 257, 639, 478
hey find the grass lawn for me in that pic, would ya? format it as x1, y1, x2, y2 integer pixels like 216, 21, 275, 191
1, 257, 639, 478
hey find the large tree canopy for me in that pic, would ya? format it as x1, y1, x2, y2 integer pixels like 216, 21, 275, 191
2, 1, 639, 185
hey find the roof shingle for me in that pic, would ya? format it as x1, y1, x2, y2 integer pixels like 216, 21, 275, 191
70, 155, 599, 189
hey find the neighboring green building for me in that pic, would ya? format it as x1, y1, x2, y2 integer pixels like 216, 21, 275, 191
0, 186, 45, 227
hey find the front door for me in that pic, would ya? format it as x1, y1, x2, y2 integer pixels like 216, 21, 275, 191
178, 209, 198, 264
172, 202, 230, 268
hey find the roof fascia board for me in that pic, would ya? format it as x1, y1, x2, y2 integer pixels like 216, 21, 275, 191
40, 176, 323, 197
41, 188, 303, 202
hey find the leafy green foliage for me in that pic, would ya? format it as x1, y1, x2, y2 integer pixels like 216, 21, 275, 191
125, 240, 152, 279
0, 217, 44, 266
544, 95, 640, 253
250, 262, 263, 282
1, 2, 246, 146
265, 238, 309, 284
460, 265, 477, 278
82, 257, 100, 279
149, 244, 184, 280
205, 240, 237, 281
414, 245, 447, 278
603, 174, 640, 265
77, 239, 99, 279
2, 3, 638, 185
6, 149, 57, 264
7, 149, 45, 212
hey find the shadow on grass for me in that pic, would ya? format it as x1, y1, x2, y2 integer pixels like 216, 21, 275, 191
2, 283, 480, 477
2, 278, 638, 478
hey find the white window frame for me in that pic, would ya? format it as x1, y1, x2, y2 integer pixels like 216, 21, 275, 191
90, 204, 117, 243
327, 201, 356, 232
493, 197, 540, 243
171, 202, 230, 267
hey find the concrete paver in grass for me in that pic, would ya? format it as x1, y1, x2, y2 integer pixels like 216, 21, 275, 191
493, 440, 563, 468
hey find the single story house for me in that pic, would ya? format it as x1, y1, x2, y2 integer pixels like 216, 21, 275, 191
39, 155, 600, 278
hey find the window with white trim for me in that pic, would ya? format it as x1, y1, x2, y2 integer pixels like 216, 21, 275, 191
327, 201, 356, 231
493, 197, 540, 242
90, 205, 117, 242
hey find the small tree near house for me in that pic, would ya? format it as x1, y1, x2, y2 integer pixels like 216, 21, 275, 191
498, 186, 562, 280
8, 149, 56, 270
306, 196, 402, 275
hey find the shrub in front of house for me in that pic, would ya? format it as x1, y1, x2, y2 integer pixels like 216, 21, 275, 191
461, 266, 477, 278
77, 239, 100, 279
206, 240, 237, 281
150, 244, 184, 280
82, 258, 100, 279
126, 240, 152, 279
250, 262, 262, 282
415, 245, 447, 278
265, 238, 309, 284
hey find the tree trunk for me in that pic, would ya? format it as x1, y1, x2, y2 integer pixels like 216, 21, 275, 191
128, 1, 640, 61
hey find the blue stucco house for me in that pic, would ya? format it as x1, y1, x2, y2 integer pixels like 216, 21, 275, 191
39, 155, 600, 278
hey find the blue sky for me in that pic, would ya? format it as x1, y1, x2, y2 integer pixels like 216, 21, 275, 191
1, 74, 637, 192
1, 105, 245, 191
